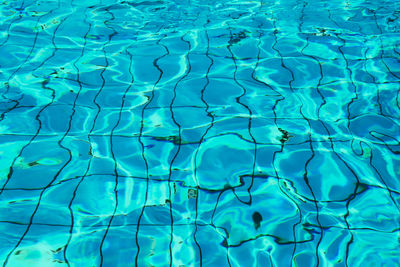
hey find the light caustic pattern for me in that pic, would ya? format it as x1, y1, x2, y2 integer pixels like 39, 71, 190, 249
0, 0, 400, 266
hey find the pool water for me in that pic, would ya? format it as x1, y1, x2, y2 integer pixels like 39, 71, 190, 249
1, 0, 400, 266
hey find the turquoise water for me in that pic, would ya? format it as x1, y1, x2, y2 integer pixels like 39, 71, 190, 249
1, 0, 400, 266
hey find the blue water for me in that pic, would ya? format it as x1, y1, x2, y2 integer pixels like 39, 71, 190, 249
1, 0, 400, 266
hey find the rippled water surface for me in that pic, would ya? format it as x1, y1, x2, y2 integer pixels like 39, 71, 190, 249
1, 0, 400, 266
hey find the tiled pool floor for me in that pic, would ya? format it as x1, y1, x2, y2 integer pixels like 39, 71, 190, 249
1, 0, 400, 266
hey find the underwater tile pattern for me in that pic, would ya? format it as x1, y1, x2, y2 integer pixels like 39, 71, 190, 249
1, 0, 400, 266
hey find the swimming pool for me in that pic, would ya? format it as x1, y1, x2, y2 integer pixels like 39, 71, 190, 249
1, 0, 400, 266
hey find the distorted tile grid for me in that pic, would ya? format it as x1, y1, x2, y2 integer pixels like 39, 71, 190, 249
0, 0, 400, 266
